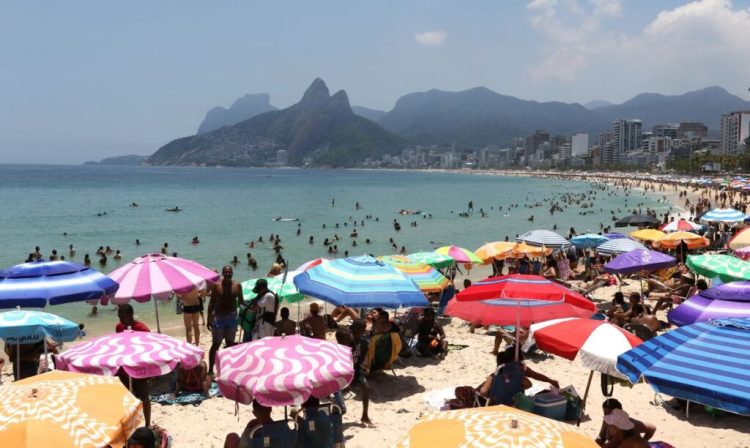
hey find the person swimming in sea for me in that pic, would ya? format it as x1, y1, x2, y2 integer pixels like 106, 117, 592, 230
192, 236, 200, 244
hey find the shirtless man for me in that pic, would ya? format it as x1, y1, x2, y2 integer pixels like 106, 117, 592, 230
178, 288, 204, 345
207, 266, 242, 375
301, 303, 327, 340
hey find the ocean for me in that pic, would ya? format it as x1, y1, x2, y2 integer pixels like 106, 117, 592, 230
0, 164, 668, 335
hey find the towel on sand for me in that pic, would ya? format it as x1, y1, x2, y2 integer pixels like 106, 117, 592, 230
151, 382, 221, 406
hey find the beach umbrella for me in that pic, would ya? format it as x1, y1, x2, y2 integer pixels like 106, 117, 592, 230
107, 253, 220, 332
603, 232, 628, 240
293, 255, 429, 308
216, 334, 353, 407
700, 208, 747, 223
596, 239, 647, 256
393, 405, 598, 448
241, 277, 304, 303
729, 227, 750, 250
0, 260, 118, 309
456, 274, 592, 308
0, 371, 142, 448
629, 229, 666, 242
474, 242, 516, 262
516, 229, 570, 249
736, 246, 750, 260
614, 214, 661, 228
602, 249, 677, 275
668, 281, 750, 326
295, 257, 330, 272
406, 252, 455, 269
616, 317, 750, 415
0, 309, 80, 344
511, 242, 553, 258
660, 219, 702, 232
434, 246, 483, 264
445, 297, 595, 328
378, 255, 450, 293
686, 254, 750, 282
654, 231, 709, 250
570, 233, 609, 249
55, 329, 204, 379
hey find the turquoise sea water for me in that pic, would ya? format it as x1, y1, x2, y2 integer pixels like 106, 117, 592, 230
0, 165, 667, 334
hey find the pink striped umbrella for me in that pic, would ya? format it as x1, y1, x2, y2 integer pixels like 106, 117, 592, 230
107, 253, 220, 303
55, 330, 204, 379
216, 335, 353, 406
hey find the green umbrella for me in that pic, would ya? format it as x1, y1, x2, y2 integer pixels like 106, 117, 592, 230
241, 277, 304, 303
686, 254, 750, 282
406, 252, 455, 270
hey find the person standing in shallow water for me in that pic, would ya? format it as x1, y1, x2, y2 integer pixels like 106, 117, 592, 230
207, 266, 242, 375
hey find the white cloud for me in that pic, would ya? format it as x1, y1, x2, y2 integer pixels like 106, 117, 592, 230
526, 0, 750, 96
414, 30, 447, 46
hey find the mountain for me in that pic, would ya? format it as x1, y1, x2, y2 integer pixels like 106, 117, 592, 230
379, 87, 609, 147
598, 86, 750, 131
584, 100, 612, 110
352, 105, 387, 122
83, 154, 148, 166
150, 79, 407, 167
197, 93, 277, 134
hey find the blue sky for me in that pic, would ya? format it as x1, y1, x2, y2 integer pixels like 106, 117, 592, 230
1, 0, 749, 163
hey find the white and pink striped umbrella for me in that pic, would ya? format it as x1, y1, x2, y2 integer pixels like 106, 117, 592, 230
216, 335, 353, 407
107, 253, 220, 304
56, 330, 204, 379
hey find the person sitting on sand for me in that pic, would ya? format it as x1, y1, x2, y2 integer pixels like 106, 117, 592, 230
335, 321, 372, 425
415, 308, 447, 358
274, 307, 297, 336
301, 303, 327, 340
628, 303, 660, 333
224, 400, 274, 448
607, 292, 629, 327
599, 408, 651, 448
596, 398, 656, 447
373, 310, 400, 335
175, 356, 211, 398
330, 305, 359, 323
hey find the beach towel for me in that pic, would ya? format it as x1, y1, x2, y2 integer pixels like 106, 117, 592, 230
364, 332, 402, 373
150, 382, 221, 406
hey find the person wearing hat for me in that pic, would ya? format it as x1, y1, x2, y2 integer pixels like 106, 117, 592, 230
597, 399, 655, 447
251, 278, 278, 340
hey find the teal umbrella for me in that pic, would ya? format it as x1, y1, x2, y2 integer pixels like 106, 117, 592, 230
406, 252, 455, 270
686, 254, 750, 282
241, 277, 304, 303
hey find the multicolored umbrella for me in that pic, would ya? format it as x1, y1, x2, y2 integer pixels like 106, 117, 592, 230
570, 233, 609, 249
629, 229, 666, 242
295, 258, 330, 272
700, 208, 747, 223
686, 254, 750, 282
378, 255, 449, 293
474, 242, 516, 262
596, 239, 647, 256
0, 370, 142, 448
393, 405, 598, 448
216, 335, 353, 407
614, 214, 661, 228
0, 309, 80, 344
0, 261, 118, 309
434, 246, 483, 264
660, 219, 702, 232
654, 231, 709, 250
241, 277, 303, 303
729, 228, 750, 250
293, 255, 429, 308
56, 330, 204, 379
617, 318, 750, 415
516, 230, 570, 249
406, 252, 455, 269
602, 249, 676, 275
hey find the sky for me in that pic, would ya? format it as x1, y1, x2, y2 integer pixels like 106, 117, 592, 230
2, 0, 750, 163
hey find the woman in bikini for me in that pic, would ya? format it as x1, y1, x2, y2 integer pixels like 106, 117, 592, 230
179, 289, 204, 345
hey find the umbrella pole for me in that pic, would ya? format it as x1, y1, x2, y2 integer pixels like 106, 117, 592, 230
577, 370, 595, 426
514, 298, 520, 362
154, 299, 162, 334
16, 343, 20, 381
129, 375, 133, 392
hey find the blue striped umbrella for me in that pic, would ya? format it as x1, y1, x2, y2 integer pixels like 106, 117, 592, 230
293, 255, 429, 308
516, 230, 570, 249
0, 261, 119, 309
700, 208, 747, 223
0, 309, 80, 344
616, 318, 750, 415
570, 234, 609, 249
596, 239, 647, 256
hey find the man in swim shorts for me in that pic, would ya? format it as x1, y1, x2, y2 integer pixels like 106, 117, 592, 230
207, 266, 242, 375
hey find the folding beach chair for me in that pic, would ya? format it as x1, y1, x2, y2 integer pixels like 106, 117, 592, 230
295, 403, 345, 448
397, 307, 424, 354
249, 420, 297, 448
474, 361, 524, 407
364, 332, 402, 376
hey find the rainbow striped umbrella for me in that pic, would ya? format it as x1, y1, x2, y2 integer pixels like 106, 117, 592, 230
407, 252, 455, 269
378, 255, 450, 293
434, 246, 483, 264
293, 255, 428, 308
241, 277, 304, 303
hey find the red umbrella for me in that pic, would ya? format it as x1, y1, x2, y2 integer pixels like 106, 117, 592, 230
456, 274, 594, 311
445, 296, 594, 328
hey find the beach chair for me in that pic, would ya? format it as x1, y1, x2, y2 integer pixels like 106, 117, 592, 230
397, 307, 423, 354
624, 323, 656, 341
295, 403, 345, 448
249, 420, 297, 448
474, 361, 524, 407
363, 332, 402, 376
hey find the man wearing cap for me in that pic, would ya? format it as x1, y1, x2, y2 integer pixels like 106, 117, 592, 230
207, 266, 242, 375
251, 278, 278, 340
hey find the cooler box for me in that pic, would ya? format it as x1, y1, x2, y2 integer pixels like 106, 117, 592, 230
533, 393, 567, 421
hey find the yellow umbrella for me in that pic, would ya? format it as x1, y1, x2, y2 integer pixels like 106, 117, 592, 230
0, 370, 142, 448
475, 242, 516, 263
655, 231, 709, 250
512, 242, 552, 259
393, 405, 598, 448
630, 229, 666, 242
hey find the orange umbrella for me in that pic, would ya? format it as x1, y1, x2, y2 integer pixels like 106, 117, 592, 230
0, 370, 142, 448
475, 242, 516, 263
393, 405, 597, 448
512, 242, 552, 259
655, 231, 709, 250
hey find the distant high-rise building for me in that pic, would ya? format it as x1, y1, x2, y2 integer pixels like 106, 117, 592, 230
652, 123, 679, 139
611, 119, 642, 163
571, 133, 589, 156
276, 149, 288, 165
720, 111, 750, 155
677, 122, 708, 140
524, 130, 549, 162
599, 130, 615, 165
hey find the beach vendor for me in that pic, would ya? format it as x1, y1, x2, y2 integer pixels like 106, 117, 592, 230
208, 266, 242, 375
250, 278, 278, 340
